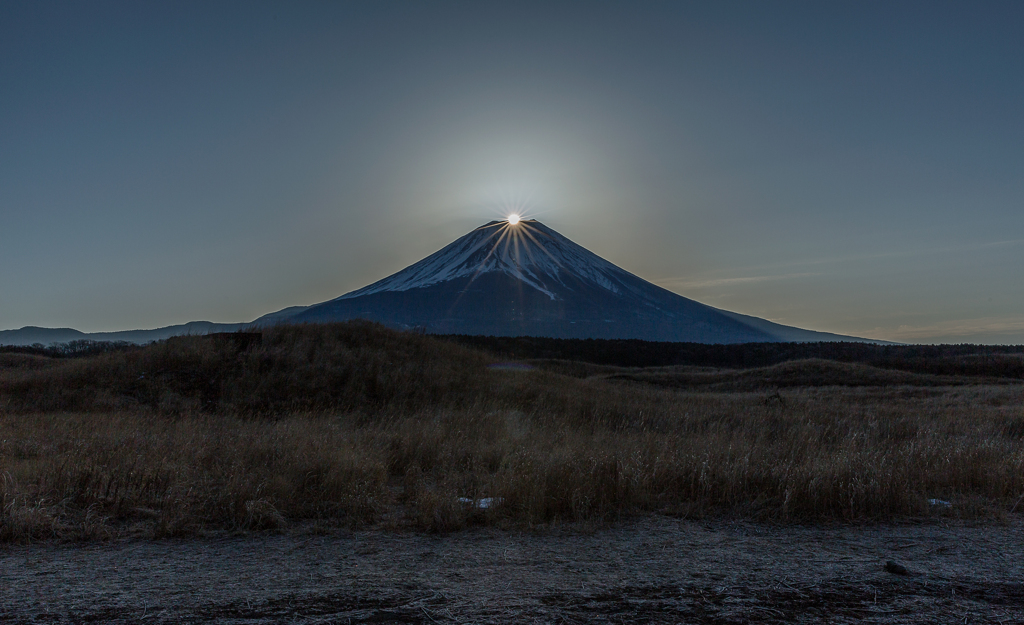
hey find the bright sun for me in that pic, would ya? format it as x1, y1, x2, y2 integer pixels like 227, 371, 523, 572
507, 214, 521, 225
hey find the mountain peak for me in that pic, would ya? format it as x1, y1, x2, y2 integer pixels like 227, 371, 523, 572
337, 219, 628, 302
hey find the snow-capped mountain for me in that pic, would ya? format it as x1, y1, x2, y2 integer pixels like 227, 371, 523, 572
1, 219, 877, 346
277, 219, 867, 343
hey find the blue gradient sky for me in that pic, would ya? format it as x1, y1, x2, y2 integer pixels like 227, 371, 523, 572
2, 1, 1022, 343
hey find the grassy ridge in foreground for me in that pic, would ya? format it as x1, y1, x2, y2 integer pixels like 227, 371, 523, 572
1, 322, 1023, 540
0, 322, 492, 415
446, 334, 1024, 378
596, 359, 1017, 391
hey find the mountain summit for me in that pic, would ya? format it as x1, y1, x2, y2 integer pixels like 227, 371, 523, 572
278, 219, 864, 343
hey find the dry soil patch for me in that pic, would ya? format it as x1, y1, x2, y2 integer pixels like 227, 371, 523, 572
2, 516, 1022, 623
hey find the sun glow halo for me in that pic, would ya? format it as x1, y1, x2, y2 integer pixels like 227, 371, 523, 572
507, 214, 521, 225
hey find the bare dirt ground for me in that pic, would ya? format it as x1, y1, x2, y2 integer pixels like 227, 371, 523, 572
2, 516, 1022, 624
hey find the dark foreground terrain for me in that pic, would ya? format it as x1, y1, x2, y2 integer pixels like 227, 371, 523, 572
3, 516, 1022, 624
2, 323, 1023, 622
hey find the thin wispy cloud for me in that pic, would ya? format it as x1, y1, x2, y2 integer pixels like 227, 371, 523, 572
979, 238, 1024, 249
708, 238, 1024, 278
656, 272, 821, 290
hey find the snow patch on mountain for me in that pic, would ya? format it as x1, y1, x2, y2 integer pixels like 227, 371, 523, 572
336, 220, 633, 301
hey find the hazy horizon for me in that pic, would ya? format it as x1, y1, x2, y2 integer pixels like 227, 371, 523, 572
3, 2, 1022, 344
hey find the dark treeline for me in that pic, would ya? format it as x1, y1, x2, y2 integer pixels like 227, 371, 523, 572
0, 340, 140, 358
5, 330, 1024, 379
442, 335, 1024, 379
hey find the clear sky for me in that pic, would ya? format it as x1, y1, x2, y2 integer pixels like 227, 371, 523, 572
2, 1, 1022, 343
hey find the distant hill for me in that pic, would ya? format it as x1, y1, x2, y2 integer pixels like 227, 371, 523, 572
0, 322, 244, 347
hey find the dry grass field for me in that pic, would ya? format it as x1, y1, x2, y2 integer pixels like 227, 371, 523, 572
2, 322, 1023, 541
